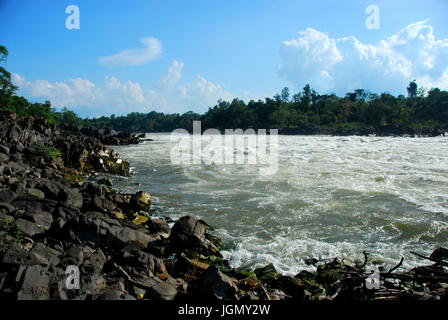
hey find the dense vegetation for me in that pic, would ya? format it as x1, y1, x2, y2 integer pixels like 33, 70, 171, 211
1, 46, 447, 135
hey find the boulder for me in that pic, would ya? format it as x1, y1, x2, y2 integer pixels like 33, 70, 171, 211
147, 218, 171, 235
17, 265, 51, 300
0, 189, 16, 203
196, 265, 239, 300
129, 191, 151, 212
135, 277, 177, 301
26, 188, 45, 200
15, 218, 46, 237
169, 216, 220, 255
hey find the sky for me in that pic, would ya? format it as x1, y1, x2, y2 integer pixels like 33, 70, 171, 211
1, 0, 447, 117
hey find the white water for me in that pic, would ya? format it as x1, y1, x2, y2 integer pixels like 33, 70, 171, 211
113, 134, 448, 275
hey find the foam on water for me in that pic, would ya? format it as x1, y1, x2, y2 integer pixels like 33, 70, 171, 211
113, 134, 448, 274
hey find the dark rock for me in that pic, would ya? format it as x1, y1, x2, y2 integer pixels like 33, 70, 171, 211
147, 218, 171, 235
2, 243, 50, 266
135, 277, 177, 301
25, 210, 53, 230
63, 211, 157, 249
254, 264, 280, 283
121, 246, 167, 277
0, 144, 10, 155
129, 191, 151, 212
27, 188, 45, 200
96, 289, 136, 300
169, 216, 208, 251
57, 187, 83, 208
0, 189, 17, 203
17, 265, 51, 300
15, 218, 46, 237
196, 265, 239, 300
0, 153, 10, 163
0, 202, 15, 213
97, 177, 113, 187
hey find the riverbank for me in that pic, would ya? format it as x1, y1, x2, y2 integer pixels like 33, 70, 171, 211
0, 112, 447, 301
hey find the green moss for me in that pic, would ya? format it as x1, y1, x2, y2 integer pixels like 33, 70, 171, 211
33, 144, 63, 161
0, 209, 25, 253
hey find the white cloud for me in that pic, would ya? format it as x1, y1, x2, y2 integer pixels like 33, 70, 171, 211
178, 75, 233, 111
12, 62, 233, 116
159, 60, 184, 89
99, 37, 162, 67
279, 20, 448, 94
13, 74, 98, 107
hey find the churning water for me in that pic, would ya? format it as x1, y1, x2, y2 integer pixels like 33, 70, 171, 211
112, 134, 448, 275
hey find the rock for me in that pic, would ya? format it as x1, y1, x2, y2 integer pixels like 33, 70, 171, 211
129, 191, 151, 212
136, 277, 177, 301
147, 218, 171, 235
0, 153, 10, 163
25, 211, 53, 230
0, 202, 15, 213
57, 187, 83, 208
169, 216, 207, 251
0, 189, 16, 203
197, 265, 239, 300
121, 246, 167, 277
2, 243, 50, 266
27, 188, 45, 200
17, 265, 51, 300
254, 264, 280, 283
15, 218, 46, 237
97, 177, 112, 187
0, 144, 10, 155
63, 211, 157, 249
96, 289, 136, 300
430, 247, 448, 261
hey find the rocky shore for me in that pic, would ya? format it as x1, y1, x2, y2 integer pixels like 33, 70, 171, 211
0, 112, 447, 301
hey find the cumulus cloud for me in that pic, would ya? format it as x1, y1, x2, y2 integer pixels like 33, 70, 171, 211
12, 62, 233, 116
178, 75, 233, 111
12, 74, 98, 107
279, 20, 448, 94
159, 60, 184, 89
99, 37, 162, 67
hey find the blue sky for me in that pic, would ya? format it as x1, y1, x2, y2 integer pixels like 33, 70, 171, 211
1, 0, 447, 117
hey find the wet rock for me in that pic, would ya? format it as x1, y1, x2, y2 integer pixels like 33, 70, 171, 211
254, 264, 280, 283
169, 216, 220, 256
196, 265, 239, 300
430, 247, 448, 261
97, 177, 112, 187
129, 191, 151, 212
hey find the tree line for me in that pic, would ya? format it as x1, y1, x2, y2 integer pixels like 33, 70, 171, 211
1, 46, 447, 135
